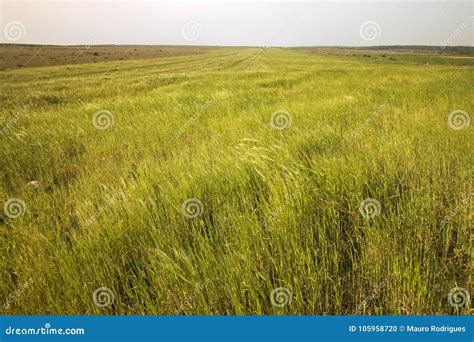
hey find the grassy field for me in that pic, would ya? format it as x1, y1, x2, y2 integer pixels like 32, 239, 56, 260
0, 47, 472, 315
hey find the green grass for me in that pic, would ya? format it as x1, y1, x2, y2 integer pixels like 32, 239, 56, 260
0, 48, 472, 315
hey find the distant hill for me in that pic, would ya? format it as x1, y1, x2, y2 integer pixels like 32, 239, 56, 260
293, 45, 474, 55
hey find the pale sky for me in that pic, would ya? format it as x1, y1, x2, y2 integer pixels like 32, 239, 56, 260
1, 0, 473, 46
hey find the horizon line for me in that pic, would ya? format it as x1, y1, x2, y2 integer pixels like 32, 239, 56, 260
1, 43, 473, 49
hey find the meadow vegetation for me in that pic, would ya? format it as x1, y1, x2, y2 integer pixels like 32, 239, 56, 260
0, 47, 472, 314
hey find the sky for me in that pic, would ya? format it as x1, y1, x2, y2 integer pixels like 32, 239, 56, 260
1, 0, 473, 46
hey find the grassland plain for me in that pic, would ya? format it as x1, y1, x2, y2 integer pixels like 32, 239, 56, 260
0, 44, 211, 70
0, 47, 472, 315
